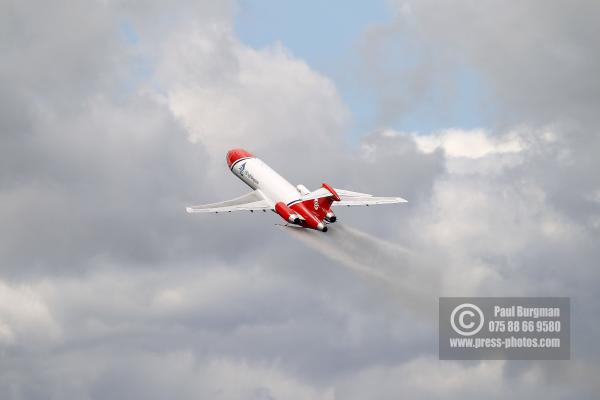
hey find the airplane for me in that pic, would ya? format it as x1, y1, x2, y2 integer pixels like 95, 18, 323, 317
186, 149, 407, 232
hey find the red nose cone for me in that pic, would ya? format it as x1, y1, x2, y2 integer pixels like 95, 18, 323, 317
226, 148, 254, 168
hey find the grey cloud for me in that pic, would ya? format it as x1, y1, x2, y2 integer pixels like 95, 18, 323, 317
2, 3, 438, 397
360, 0, 600, 129
1, 0, 600, 399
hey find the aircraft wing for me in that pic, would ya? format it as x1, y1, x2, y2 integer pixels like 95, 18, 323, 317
186, 190, 272, 213
331, 188, 408, 207
301, 187, 407, 207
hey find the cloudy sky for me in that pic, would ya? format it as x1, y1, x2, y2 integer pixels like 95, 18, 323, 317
1, 0, 600, 398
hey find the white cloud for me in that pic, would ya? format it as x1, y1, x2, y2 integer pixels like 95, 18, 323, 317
412, 129, 523, 158
159, 29, 348, 158
2, 1, 600, 399
0, 280, 60, 346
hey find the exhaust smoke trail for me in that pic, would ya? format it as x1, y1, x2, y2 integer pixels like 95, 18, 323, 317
279, 223, 440, 314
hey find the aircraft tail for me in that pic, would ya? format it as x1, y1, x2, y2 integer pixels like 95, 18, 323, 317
299, 183, 340, 221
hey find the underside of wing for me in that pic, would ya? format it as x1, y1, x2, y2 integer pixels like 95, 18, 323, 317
331, 188, 408, 207
186, 190, 272, 213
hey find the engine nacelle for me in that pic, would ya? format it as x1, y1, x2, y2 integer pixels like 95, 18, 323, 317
324, 211, 336, 223
275, 202, 301, 224
289, 202, 328, 231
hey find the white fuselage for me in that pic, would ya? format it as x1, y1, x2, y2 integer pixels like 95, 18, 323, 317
230, 157, 301, 206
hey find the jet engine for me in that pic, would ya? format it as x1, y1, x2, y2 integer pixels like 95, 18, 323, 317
324, 211, 336, 223
275, 202, 301, 224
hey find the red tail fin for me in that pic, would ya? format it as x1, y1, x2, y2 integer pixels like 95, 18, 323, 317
298, 183, 339, 221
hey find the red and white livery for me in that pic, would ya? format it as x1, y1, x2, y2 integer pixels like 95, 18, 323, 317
186, 149, 407, 232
